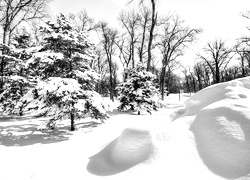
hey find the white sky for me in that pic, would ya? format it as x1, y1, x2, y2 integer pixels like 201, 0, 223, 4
49, 0, 250, 67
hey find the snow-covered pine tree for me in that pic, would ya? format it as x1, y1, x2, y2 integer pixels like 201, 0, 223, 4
24, 14, 108, 130
0, 75, 29, 114
0, 43, 30, 114
117, 63, 159, 115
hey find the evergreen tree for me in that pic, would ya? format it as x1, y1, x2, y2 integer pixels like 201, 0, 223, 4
0, 75, 29, 114
117, 64, 159, 115
24, 14, 108, 130
0, 43, 30, 114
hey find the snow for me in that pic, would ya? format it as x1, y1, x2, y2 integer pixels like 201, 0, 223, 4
37, 77, 82, 95
1, 77, 250, 180
73, 69, 100, 81
87, 127, 153, 176
5, 75, 28, 83
73, 52, 95, 62
0, 54, 20, 62
26, 52, 64, 67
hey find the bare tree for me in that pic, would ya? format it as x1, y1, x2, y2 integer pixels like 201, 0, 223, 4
221, 66, 241, 82
137, 6, 150, 63
128, 0, 157, 71
116, 34, 132, 79
193, 62, 212, 90
182, 66, 197, 94
241, 11, 250, 32
93, 47, 108, 95
164, 60, 180, 92
0, 0, 50, 45
238, 12, 250, 76
193, 63, 203, 90
96, 21, 118, 101
235, 42, 250, 77
197, 39, 235, 84
68, 10, 95, 32
157, 15, 201, 100
116, 7, 152, 79
182, 67, 192, 94
118, 10, 141, 68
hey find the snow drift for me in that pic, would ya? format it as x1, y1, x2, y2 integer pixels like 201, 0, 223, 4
174, 76, 250, 179
87, 128, 153, 176
87, 76, 250, 179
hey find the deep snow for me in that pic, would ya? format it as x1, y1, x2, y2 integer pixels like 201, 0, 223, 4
1, 77, 250, 180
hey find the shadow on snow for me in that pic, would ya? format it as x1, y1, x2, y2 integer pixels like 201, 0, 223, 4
0, 115, 34, 122
0, 115, 105, 147
0, 123, 72, 146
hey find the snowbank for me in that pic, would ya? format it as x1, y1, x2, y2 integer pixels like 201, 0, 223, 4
174, 76, 250, 179
174, 78, 250, 117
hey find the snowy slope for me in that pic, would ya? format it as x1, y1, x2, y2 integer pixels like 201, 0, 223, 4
1, 77, 250, 180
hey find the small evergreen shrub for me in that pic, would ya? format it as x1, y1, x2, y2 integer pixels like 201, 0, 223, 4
117, 65, 159, 115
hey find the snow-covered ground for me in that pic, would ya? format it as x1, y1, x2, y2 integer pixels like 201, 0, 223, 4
1, 77, 250, 180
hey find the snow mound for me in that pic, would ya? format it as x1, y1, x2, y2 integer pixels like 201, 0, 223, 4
87, 128, 153, 176
173, 76, 250, 179
190, 101, 250, 179
173, 77, 250, 118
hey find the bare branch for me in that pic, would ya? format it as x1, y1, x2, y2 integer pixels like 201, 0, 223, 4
197, 39, 234, 83
0, 0, 49, 44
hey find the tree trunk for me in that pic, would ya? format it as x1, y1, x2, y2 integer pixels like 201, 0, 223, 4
0, 58, 4, 91
132, 41, 135, 68
70, 111, 75, 131
241, 56, 246, 77
108, 60, 114, 102
160, 66, 166, 100
185, 78, 191, 94
113, 67, 117, 97
3, 27, 8, 45
192, 77, 196, 93
197, 75, 202, 90
215, 64, 220, 83
146, 0, 157, 72
139, 20, 147, 62
0, 48, 6, 92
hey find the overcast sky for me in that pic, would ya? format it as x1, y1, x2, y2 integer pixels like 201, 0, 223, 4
49, 0, 250, 66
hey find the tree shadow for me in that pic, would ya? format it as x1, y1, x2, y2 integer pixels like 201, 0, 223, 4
76, 121, 103, 132
0, 123, 72, 146
166, 104, 185, 109
108, 109, 138, 116
109, 109, 160, 116
0, 115, 33, 122
78, 122, 102, 128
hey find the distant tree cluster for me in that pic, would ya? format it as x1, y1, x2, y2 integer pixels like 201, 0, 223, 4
183, 37, 250, 94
